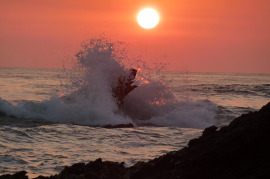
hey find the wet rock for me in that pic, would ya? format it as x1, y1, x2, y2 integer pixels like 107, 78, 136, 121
103, 123, 134, 128
112, 69, 138, 108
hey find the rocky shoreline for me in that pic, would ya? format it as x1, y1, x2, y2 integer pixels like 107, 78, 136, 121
1, 102, 270, 179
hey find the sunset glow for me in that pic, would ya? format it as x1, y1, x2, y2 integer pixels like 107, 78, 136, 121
137, 8, 159, 29
0, 0, 270, 73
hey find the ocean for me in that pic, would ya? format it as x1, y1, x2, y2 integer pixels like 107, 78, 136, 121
0, 39, 270, 177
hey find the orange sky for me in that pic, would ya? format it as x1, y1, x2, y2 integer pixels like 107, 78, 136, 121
1, 0, 270, 73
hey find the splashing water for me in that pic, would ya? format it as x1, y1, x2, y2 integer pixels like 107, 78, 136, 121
0, 37, 217, 129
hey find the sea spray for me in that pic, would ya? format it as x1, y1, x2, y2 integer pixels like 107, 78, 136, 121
0, 37, 217, 129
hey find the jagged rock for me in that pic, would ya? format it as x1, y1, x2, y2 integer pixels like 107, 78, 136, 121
112, 69, 138, 108
126, 102, 270, 179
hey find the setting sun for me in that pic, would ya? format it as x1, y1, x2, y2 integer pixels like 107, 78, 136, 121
137, 8, 159, 29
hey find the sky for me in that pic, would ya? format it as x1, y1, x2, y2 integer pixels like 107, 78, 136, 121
1, 0, 270, 73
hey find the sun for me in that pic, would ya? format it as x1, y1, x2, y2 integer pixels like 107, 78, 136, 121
137, 8, 159, 29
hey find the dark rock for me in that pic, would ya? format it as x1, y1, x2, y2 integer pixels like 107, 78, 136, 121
49, 158, 126, 179
202, 125, 218, 136
112, 69, 138, 108
104, 123, 134, 128
0, 171, 28, 179
0, 110, 5, 117
187, 138, 201, 147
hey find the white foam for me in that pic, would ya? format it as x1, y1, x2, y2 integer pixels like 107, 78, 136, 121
0, 97, 131, 126
0, 37, 218, 129
140, 100, 217, 129
122, 81, 217, 129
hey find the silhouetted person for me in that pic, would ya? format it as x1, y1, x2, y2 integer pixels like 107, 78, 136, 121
112, 69, 138, 108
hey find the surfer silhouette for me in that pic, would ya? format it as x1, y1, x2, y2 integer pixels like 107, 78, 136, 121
112, 69, 138, 108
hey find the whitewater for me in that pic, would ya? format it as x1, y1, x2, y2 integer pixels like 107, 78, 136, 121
0, 38, 270, 177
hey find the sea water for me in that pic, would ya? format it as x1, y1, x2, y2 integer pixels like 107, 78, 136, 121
0, 39, 270, 177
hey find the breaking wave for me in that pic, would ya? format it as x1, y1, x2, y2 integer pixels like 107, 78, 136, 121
0, 37, 217, 129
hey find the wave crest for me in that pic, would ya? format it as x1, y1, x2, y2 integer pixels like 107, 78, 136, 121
0, 37, 217, 129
